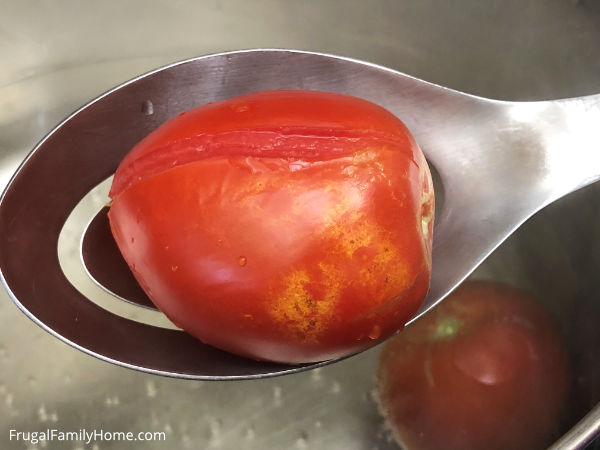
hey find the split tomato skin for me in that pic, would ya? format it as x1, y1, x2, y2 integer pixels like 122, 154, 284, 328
108, 90, 434, 363
376, 281, 570, 450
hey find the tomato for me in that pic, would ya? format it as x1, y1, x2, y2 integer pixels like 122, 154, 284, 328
108, 90, 434, 363
376, 280, 570, 450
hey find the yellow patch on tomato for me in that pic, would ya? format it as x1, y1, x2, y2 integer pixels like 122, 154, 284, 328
269, 214, 412, 341
325, 213, 411, 308
269, 269, 337, 343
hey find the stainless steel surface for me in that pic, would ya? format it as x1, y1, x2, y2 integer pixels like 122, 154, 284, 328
1, 1, 599, 449
410, 88, 600, 319
2, 49, 600, 382
549, 404, 600, 450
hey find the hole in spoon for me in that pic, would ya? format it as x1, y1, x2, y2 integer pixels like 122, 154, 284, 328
428, 162, 444, 224
81, 206, 157, 310
57, 176, 174, 329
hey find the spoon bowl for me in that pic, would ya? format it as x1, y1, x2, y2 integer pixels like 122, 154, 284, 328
1, 49, 598, 379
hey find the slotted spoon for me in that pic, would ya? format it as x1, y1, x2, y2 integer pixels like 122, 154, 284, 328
0, 49, 598, 380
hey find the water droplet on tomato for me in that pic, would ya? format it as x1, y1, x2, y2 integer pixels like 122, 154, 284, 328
368, 325, 382, 340
238, 256, 247, 266
232, 103, 249, 113
171, 265, 179, 272
141, 100, 154, 115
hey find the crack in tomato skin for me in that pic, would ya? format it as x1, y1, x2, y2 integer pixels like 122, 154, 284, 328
109, 130, 411, 198
110, 89, 417, 199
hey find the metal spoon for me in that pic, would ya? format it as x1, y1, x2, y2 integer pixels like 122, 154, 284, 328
0, 49, 598, 380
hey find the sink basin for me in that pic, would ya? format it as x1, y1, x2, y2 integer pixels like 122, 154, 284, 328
1, 1, 598, 448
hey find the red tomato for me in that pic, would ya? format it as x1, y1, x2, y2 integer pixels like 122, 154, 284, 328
376, 280, 570, 450
108, 90, 434, 363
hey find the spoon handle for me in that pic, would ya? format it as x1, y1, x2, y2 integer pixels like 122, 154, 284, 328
543, 93, 600, 200
412, 91, 600, 321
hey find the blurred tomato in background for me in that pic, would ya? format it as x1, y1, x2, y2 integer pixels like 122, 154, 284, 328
376, 281, 570, 450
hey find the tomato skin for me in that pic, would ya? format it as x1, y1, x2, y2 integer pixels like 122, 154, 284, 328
109, 90, 433, 363
376, 281, 570, 450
